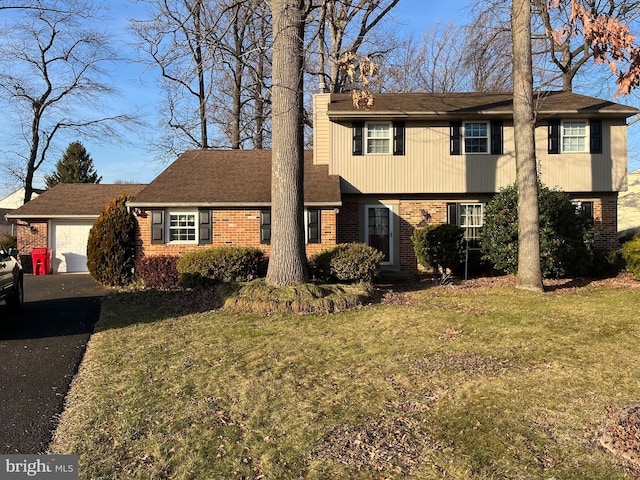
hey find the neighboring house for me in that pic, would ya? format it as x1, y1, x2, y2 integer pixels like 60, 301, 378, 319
618, 169, 640, 237
8, 183, 146, 273
0, 188, 44, 238
131, 91, 637, 273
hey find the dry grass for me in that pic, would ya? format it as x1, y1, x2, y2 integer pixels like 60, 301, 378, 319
49, 278, 640, 479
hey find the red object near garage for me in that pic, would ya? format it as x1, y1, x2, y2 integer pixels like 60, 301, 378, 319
31, 248, 52, 275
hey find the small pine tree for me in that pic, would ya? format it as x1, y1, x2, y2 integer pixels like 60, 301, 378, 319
87, 193, 136, 286
44, 141, 102, 188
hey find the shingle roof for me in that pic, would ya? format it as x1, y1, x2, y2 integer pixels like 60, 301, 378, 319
7, 183, 147, 218
327, 91, 640, 118
128, 150, 342, 207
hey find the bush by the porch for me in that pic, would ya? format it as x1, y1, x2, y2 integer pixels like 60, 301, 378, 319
176, 246, 266, 288
309, 243, 383, 283
135, 255, 181, 290
410, 223, 465, 275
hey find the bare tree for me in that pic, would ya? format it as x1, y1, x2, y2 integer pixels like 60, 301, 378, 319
0, 0, 135, 203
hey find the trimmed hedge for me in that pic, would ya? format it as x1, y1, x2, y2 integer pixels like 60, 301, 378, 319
176, 246, 266, 287
411, 223, 465, 275
135, 255, 181, 290
622, 235, 640, 279
309, 243, 384, 283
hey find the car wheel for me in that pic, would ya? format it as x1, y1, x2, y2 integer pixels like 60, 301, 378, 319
7, 276, 23, 311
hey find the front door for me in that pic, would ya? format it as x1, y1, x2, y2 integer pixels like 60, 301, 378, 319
365, 205, 393, 264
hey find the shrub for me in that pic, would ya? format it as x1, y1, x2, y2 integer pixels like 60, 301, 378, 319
309, 243, 384, 283
410, 223, 465, 275
1, 233, 17, 249
135, 255, 181, 290
87, 193, 136, 287
176, 246, 266, 287
481, 183, 597, 278
622, 235, 640, 279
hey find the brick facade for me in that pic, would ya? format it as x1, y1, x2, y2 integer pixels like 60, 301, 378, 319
135, 208, 337, 260
15, 219, 48, 254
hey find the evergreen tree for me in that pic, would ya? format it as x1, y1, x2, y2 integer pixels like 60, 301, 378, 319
44, 141, 102, 188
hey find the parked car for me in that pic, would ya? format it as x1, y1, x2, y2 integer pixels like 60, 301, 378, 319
0, 243, 23, 310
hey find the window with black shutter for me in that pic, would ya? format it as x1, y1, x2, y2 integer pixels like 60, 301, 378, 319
151, 210, 165, 244
393, 121, 405, 156
353, 121, 364, 156
198, 209, 212, 245
260, 209, 271, 245
450, 121, 462, 155
590, 119, 602, 154
548, 119, 561, 154
491, 120, 503, 155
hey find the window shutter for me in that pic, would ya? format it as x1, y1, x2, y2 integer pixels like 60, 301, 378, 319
151, 210, 165, 244
198, 209, 212, 245
491, 120, 503, 155
446, 203, 458, 225
307, 209, 321, 244
450, 121, 462, 155
260, 209, 271, 245
393, 121, 405, 156
590, 119, 602, 154
353, 122, 364, 156
548, 119, 560, 154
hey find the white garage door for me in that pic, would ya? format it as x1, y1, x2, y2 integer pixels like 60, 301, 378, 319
51, 221, 93, 273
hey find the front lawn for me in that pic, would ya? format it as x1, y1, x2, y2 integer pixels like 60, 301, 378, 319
49, 278, 640, 479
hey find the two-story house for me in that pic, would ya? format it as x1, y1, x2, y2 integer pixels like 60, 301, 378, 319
128, 90, 637, 273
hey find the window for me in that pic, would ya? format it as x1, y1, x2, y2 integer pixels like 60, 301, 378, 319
168, 212, 197, 242
151, 209, 212, 245
464, 122, 489, 153
260, 208, 322, 245
562, 121, 587, 152
366, 122, 392, 154
260, 209, 271, 245
353, 122, 405, 156
573, 201, 594, 222
448, 203, 485, 249
548, 119, 601, 154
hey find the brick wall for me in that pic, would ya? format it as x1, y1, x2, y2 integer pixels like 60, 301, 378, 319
135, 208, 337, 260
337, 202, 359, 244
15, 219, 48, 253
589, 194, 619, 251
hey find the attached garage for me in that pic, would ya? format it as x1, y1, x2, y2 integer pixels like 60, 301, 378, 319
51, 220, 94, 273
8, 183, 147, 274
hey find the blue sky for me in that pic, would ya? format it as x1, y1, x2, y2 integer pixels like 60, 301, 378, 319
2, 0, 639, 200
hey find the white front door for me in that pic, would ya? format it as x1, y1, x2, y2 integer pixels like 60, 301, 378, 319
52, 221, 93, 273
365, 205, 393, 264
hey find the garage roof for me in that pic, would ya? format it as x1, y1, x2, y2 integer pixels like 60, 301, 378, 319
7, 183, 147, 219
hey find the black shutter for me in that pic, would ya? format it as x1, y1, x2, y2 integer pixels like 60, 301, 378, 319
450, 121, 462, 155
198, 209, 212, 245
590, 119, 602, 154
548, 119, 560, 154
491, 120, 503, 155
151, 210, 165, 244
260, 209, 271, 245
353, 121, 364, 156
446, 203, 458, 225
307, 209, 321, 244
393, 121, 405, 156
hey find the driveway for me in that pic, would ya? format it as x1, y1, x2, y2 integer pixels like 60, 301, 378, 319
0, 273, 107, 454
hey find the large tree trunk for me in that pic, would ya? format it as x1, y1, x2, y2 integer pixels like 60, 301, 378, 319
511, 0, 544, 292
266, 0, 307, 286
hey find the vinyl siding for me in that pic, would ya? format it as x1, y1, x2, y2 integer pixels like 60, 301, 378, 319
313, 93, 331, 165
329, 119, 627, 194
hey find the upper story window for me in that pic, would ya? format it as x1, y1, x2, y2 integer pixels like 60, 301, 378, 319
548, 119, 602, 154
464, 122, 489, 153
366, 122, 392, 154
562, 121, 587, 152
450, 120, 503, 155
353, 121, 405, 156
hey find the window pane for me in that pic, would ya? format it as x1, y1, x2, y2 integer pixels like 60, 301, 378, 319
366, 123, 391, 154
562, 121, 587, 152
464, 123, 488, 153
169, 213, 196, 242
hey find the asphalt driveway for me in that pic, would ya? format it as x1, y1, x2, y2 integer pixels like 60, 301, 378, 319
0, 273, 107, 454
